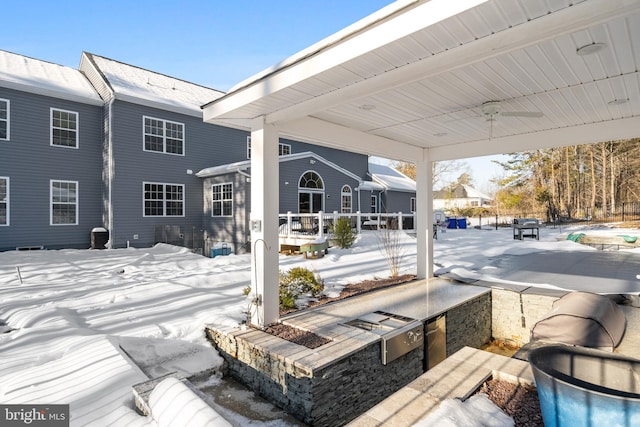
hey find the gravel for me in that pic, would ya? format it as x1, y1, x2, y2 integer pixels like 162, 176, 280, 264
476, 378, 544, 427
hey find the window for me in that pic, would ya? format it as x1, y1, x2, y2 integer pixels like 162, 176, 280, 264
246, 136, 291, 159
371, 195, 377, 213
0, 177, 8, 226
410, 197, 416, 213
0, 99, 9, 140
143, 182, 184, 217
51, 108, 78, 148
341, 185, 352, 213
144, 116, 184, 155
298, 171, 324, 213
212, 183, 233, 217
50, 180, 78, 225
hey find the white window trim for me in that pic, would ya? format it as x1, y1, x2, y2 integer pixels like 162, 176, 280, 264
0, 176, 9, 226
142, 182, 185, 217
341, 185, 352, 214
246, 136, 291, 159
50, 179, 78, 226
0, 98, 9, 141
143, 116, 185, 156
371, 195, 378, 213
211, 182, 233, 217
50, 107, 79, 149
298, 170, 325, 213
279, 142, 291, 156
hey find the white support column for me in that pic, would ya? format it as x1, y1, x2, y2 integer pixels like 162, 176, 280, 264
415, 149, 434, 279
250, 117, 279, 327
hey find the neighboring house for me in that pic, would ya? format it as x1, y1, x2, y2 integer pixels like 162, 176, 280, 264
433, 184, 492, 212
0, 51, 104, 250
1, 50, 396, 253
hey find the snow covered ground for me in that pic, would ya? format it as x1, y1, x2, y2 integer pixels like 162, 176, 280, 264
1, 224, 639, 426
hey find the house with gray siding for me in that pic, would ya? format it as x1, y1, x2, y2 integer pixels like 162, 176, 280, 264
0, 51, 104, 251
0, 50, 413, 253
196, 151, 384, 249
369, 163, 417, 216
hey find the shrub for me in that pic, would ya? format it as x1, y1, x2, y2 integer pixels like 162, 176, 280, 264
279, 267, 324, 310
330, 217, 356, 249
242, 267, 324, 311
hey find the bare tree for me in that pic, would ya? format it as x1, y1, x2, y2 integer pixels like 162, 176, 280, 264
375, 227, 405, 277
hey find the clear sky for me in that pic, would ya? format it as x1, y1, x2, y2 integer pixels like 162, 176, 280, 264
3, 0, 505, 190
4, 0, 393, 91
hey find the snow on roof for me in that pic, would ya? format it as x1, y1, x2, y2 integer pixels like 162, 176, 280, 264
357, 181, 385, 191
85, 53, 225, 117
369, 162, 416, 193
0, 50, 103, 105
434, 184, 492, 200
197, 151, 363, 183
462, 184, 491, 200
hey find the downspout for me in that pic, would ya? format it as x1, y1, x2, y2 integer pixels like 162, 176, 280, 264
107, 98, 114, 248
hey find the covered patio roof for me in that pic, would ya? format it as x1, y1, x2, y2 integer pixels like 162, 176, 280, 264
202, 0, 640, 326
204, 0, 640, 162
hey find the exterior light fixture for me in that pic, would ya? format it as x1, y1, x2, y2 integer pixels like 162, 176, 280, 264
576, 43, 606, 56
608, 99, 629, 106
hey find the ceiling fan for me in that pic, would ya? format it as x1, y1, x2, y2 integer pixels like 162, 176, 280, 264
479, 101, 543, 139
481, 101, 544, 121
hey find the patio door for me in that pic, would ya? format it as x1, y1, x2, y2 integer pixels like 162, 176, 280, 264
299, 191, 324, 213
299, 171, 324, 213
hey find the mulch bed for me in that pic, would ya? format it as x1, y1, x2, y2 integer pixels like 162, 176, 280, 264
476, 378, 544, 427
262, 323, 331, 349
280, 273, 416, 315
255, 274, 416, 348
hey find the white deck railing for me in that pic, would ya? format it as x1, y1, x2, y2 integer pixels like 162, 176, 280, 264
278, 211, 417, 240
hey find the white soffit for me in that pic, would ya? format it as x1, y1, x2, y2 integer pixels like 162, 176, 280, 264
202, 0, 640, 162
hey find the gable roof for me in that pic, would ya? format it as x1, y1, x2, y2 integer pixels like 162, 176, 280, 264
369, 163, 415, 193
434, 184, 491, 200
82, 52, 224, 117
0, 50, 103, 105
197, 151, 376, 188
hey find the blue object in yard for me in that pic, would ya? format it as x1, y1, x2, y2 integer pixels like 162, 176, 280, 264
529, 345, 640, 427
211, 244, 231, 258
447, 217, 457, 229
457, 218, 467, 229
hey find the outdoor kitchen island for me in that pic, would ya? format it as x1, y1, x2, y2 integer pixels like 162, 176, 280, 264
206, 278, 491, 426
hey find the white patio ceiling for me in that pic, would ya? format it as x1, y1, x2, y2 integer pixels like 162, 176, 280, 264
203, 0, 640, 163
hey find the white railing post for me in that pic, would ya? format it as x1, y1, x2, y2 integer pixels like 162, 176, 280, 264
318, 211, 324, 238
398, 211, 403, 230
356, 211, 361, 234
287, 211, 293, 237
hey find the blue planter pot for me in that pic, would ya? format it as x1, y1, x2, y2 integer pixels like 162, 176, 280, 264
529, 345, 640, 427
